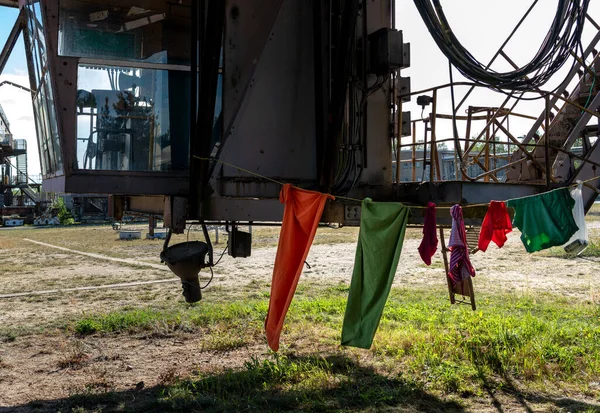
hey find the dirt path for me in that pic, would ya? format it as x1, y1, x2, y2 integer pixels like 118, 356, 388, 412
0, 278, 179, 299
23, 239, 170, 271
210, 231, 600, 301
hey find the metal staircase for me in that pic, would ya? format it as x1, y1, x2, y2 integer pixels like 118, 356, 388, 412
21, 186, 39, 203
505, 31, 600, 212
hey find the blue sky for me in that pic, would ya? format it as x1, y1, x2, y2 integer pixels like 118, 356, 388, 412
0, 7, 25, 74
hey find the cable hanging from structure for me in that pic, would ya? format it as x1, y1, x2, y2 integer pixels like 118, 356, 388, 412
413, 0, 591, 93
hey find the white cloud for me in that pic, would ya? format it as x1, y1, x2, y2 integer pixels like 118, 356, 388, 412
0, 73, 41, 176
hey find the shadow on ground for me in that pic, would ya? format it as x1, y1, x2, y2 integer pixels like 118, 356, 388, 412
2, 354, 463, 413
2, 354, 598, 412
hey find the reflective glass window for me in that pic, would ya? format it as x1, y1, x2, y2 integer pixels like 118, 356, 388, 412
33, 95, 49, 174
45, 73, 63, 169
76, 65, 190, 171
24, 0, 63, 176
59, 1, 191, 66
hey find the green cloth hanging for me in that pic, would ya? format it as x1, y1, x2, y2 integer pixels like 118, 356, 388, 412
506, 187, 578, 253
341, 198, 410, 349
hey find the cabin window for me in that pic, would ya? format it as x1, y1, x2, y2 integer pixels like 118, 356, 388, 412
58, 0, 191, 66
76, 65, 190, 171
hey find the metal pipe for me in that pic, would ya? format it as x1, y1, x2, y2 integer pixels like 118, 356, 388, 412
545, 95, 551, 190
586, 13, 600, 30
412, 121, 417, 181
484, 110, 490, 182
464, 106, 472, 155
430, 89, 438, 182
421, 119, 428, 181
362, 0, 368, 169
435, 111, 537, 121
189, 0, 199, 217
396, 100, 402, 183
463, 93, 513, 156
493, 119, 554, 182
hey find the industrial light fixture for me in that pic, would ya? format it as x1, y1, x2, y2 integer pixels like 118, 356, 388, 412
416, 94, 432, 109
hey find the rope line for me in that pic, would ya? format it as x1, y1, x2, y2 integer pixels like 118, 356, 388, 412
194, 156, 600, 208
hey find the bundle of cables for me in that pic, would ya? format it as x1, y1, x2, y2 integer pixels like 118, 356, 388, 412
414, 0, 591, 93
332, 75, 389, 194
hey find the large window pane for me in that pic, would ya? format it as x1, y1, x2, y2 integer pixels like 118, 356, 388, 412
45, 73, 63, 173
33, 96, 49, 174
24, 0, 62, 176
59, 0, 191, 66
76, 64, 190, 171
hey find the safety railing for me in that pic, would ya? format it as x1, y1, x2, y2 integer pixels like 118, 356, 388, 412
395, 51, 600, 186
393, 6, 600, 188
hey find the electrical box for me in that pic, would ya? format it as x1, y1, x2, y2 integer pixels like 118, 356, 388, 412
368, 28, 407, 75
401, 43, 411, 69
228, 228, 252, 258
401, 111, 411, 137
397, 76, 411, 102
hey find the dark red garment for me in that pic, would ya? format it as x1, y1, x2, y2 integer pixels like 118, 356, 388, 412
265, 184, 334, 351
478, 201, 512, 252
418, 202, 438, 265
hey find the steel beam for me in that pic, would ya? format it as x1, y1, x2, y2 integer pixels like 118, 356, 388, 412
0, 0, 18, 8
0, 9, 23, 76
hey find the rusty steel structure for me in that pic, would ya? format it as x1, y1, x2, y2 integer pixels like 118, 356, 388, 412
0, 0, 598, 301
0, 0, 595, 223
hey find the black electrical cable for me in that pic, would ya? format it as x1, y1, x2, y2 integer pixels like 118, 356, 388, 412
200, 266, 214, 289
448, 61, 463, 162
213, 244, 228, 266
414, 0, 591, 94
333, 75, 388, 194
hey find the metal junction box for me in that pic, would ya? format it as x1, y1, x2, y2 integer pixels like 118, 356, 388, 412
368, 28, 406, 75
228, 228, 252, 258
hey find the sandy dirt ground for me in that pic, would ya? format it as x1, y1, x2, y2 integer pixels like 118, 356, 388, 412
0, 224, 599, 411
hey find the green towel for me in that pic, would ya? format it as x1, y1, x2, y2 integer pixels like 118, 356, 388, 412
507, 187, 578, 253
341, 199, 410, 349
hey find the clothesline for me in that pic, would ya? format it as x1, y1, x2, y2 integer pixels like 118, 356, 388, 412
191, 156, 592, 351
194, 155, 600, 208
193, 156, 363, 202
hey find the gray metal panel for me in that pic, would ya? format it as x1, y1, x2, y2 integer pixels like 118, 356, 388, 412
42, 173, 189, 196
206, 197, 284, 221
201, 181, 544, 225
218, 0, 317, 188
361, 0, 393, 187
222, 0, 284, 134
389, 181, 542, 205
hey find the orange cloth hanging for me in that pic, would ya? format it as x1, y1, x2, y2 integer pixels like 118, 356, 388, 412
265, 184, 334, 351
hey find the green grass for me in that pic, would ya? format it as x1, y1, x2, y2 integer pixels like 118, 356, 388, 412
58, 286, 600, 412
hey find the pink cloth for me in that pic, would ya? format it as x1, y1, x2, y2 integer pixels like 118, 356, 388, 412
478, 201, 512, 252
418, 202, 438, 265
448, 205, 476, 285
